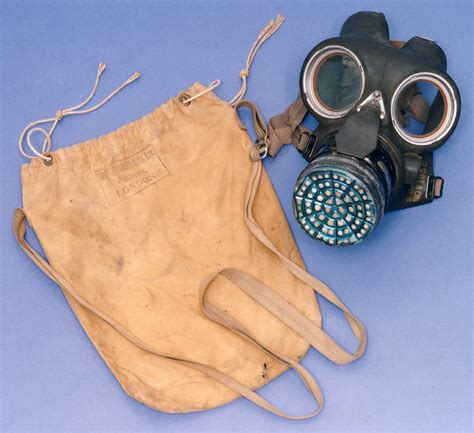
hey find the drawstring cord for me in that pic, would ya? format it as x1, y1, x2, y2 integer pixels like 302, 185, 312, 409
180, 16, 285, 108
18, 63, 140, 162
228, 15, 285, 106
18, 15, 285, 161
180, 79, 221, 105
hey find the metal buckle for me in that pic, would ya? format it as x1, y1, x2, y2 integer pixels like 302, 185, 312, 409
301, 131, 316, 159
254, 137, 269, 160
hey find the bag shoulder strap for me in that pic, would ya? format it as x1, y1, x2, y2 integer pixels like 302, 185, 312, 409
230, 100, 367, 365
13, 208, 323, 419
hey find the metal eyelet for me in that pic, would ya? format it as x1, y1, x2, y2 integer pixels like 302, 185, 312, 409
178, 93, 192, 106
42, 152, 54, 166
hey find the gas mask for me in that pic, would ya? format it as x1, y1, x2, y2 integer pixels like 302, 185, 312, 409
270, 11, 461, 246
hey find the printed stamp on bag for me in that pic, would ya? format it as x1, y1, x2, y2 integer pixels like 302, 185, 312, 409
96, 145, 169, 205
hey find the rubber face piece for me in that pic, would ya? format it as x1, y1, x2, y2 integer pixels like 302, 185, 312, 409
292, 156, 386, 246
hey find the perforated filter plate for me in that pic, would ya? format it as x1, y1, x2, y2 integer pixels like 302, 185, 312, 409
293, 167, 380, 246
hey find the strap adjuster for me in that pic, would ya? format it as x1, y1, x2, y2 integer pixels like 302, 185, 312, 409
300, 131, 317, 160
253, 138, 269, 160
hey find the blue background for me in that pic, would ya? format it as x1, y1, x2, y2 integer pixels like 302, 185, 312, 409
0, 1, 472, 432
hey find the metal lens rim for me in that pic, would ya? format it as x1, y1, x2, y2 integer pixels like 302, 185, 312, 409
302, 45, 365, 119
390, 72, 458, 146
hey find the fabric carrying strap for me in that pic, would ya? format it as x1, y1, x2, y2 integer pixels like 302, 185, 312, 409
233, 100, 366, 366
13, 208, 323, 419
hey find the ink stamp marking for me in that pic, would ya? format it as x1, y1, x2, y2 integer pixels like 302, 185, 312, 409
96, 145, 169, 205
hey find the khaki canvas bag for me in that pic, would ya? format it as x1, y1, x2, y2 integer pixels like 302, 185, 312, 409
14, 17, 366, 419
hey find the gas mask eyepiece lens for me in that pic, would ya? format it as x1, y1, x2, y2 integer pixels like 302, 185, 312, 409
391, 73, 459, 148
302, 46, 364, 118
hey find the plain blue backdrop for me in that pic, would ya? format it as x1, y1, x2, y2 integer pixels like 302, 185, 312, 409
0, 1, 472, 432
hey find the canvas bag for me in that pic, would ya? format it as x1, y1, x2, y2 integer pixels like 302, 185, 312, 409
14, 17, 366, 419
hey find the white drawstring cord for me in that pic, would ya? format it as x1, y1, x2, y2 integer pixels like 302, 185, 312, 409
18, 63, 140, 162
228, 15, 285, 106
18, 15, 285, 162
180, 15, 285, 108
180, 79, 221, 104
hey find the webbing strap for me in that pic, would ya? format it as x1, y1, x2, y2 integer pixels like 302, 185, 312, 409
229, 100, 366, 364
267, 95, 311, 157
13, 208, 323, 419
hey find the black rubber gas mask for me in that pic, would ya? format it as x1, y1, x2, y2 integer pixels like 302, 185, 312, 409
284, 11, 461, 246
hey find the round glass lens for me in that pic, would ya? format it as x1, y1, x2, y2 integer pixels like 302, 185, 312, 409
314, 54, 362, 111
395, 80, 445, 136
